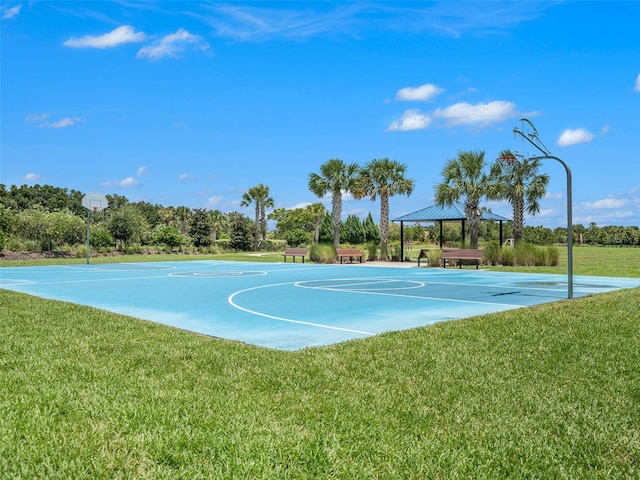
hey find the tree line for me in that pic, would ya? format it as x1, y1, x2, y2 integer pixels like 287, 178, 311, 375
2, 151, 639, 256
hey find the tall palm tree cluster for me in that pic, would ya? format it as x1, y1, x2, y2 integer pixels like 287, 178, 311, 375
434, 149, 549, 248
241, 150, 548, 259
309, 157, 415, 259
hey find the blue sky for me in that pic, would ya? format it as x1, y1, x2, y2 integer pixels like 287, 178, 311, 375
2, 1, 639, 229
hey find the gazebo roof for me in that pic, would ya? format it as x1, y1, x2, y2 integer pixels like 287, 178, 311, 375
393, 202, 510, 222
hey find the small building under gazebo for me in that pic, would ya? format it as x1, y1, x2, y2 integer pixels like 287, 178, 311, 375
392, 201, 511, 261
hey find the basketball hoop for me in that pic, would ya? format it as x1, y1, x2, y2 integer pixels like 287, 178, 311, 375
82, 192, 108, 213
497, 154, 518, 175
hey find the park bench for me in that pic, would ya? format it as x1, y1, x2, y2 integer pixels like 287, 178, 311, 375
336, 248, 363, 264
441, 249, 483, 269
416, 249, 429, 267
283, 247, 308, 263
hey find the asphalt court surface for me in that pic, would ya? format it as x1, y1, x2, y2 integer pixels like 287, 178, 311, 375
2, 260, 639, 350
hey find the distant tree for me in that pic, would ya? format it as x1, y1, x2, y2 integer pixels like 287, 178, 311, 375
308, 158, 360, 249
159, 207, 174, 226
305, 203, 326, 245
356, 158, 414, 259
16, 206, 51, 250
492, 150, 549, 245
208, 209, 226, 245
318, 212, 333, 243
174, 206, 192, 235
340, 214, 366, 244
227, 212, 253, 252
90, 228, 113, 249
155, 225, 184, 250
132, 201, 163, 229
105, 193, 129, 211
434, 150, 498, 249
0, 203, 16, 236
47, 210, 85, 247
269, 207, 311, 243
362, 212, 380, 243
189, 208, 212, 247
284, 228, 311, 247
107, 205, 147, 252
241, 183, 274, 251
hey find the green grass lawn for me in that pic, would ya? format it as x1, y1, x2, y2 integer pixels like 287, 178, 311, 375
1, 247, 639, 478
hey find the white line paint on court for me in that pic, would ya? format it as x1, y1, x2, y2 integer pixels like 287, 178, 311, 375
228, 282, 376, 336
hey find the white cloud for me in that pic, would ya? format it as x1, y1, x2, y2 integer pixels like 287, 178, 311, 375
64, 25, 145, 49
557, 128, 594, 147
49, 117, 85, 128
290, 202, 312, 209
395, 83, 444, 101
100, 177, 139, 187
23, 173, 42, 181
583, 198, 628, 209
137, 28, 209, 60
179, 173, 196, 180
25, 113, 84, 128
635, 73, 640, 92
2, 4, 21, 19
387, 109, 432, 131
206, 196, 223, 207
137, 166, 148, 176
433, 100, 517, 127
25, 113, 49, 124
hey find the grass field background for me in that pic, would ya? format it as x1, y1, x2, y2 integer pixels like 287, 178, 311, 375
1, 246, 639, 478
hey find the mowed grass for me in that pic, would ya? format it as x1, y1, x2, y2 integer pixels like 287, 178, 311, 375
1, 247, 639, 478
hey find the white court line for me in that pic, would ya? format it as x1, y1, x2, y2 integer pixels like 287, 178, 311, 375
296, 278, 425, 291
300, 284, 524, 308
291, 277, 523, 307
228, 282, 376, 336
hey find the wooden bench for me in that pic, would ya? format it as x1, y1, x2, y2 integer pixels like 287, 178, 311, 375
336, 248, 363, 264
283, 247, 308, 263
416, 249, 429, 267
441, 249, 483, 269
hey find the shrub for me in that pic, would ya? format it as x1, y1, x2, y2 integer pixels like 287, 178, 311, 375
483, 242, 501, 266
283, 229, 310, 248
3, 237, 25, 252
366, 242, 378, 261
154, 226, 184, 250
514, 242, 538, 266
500, 247, 515, 266
260, 239, 288, 252
427, 249, 442, 267
90, 228, 113, 249
309, 243, 336, 263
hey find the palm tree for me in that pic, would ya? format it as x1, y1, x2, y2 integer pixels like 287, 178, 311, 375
207, 209, 226, 245
357, 158, 415, 260
240, 183, 274, 251
493, 149, 549, 245
174, 206, 192, 235
308, 158, 360, 249
305, 203, 326, 244
434, 150, 498, 249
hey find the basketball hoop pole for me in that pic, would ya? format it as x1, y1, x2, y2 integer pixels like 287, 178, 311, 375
82, 192, 108, 265
513, 119, 573, 299
86, 210, 92, 264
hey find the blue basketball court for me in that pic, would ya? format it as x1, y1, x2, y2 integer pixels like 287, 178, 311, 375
2, 260, 639, 350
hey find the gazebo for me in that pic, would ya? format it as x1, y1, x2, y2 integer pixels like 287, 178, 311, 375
392, 202, 511, 261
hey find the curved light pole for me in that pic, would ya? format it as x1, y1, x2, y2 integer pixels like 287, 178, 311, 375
511, 119, 573, 299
